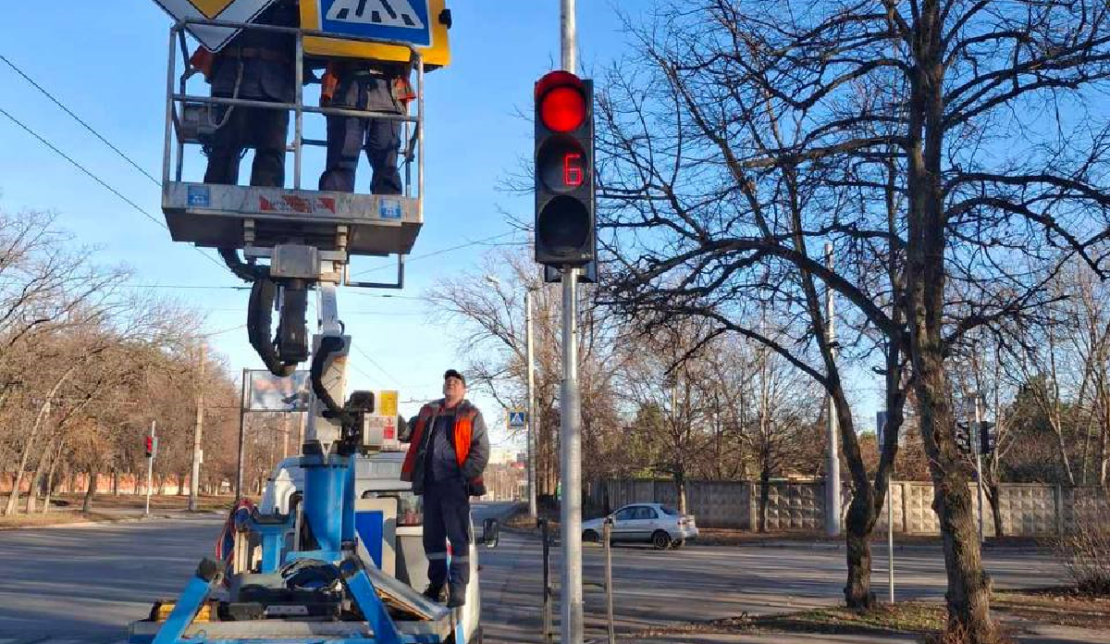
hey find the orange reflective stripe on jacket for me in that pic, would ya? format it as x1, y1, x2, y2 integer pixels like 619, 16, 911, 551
453, 410, 475, 467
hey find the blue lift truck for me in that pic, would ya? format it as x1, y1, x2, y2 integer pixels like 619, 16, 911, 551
130, 7, 495, 644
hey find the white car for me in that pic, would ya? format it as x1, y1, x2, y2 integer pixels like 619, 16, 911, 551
582, 503, 698, 549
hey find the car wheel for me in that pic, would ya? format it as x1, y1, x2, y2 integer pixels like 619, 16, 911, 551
583, 529, 601, 544
651, 530, 672, 550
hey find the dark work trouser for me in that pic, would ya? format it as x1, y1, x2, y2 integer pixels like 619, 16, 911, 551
204, 104, 289, 187
422, 479, 471, 591
318, 77, 402, 195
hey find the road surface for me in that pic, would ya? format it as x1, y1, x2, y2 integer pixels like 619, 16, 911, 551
0, 506, 1069, 644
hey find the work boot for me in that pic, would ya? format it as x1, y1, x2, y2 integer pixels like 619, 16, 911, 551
422, 584, 446, 603
447, 584, 467, 608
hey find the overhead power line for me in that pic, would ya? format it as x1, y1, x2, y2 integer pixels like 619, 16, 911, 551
354, 231, 521, 276
0, 53, 162, 186
352, 344, 405, 386
0, 104, 227, 272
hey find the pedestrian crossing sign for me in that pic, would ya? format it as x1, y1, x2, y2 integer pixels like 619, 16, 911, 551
149, 0, 279, 52
300, 0, 452, 68
508, 410, 527, 428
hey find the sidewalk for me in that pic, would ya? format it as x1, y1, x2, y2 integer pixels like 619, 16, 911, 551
0, 507, 225, 531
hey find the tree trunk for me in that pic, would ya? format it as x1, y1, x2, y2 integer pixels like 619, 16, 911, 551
675, 469, 687, 514
3, 366, 77, 516
82, 468, 99, 512
844, 491, 877, 608
41, 439, 66, 514
112, 470, 120, 496
903, 3, 996, 639
987, 484, 1004, 539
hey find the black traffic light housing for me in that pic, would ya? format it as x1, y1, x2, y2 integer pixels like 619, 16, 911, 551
534, 71, 595, 267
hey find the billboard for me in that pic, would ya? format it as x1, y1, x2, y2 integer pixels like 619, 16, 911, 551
247, 370, 311, 412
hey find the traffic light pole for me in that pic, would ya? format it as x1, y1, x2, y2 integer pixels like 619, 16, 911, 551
560, 265, 583, 644
145, 420, 156, 517
558, 2, 584, 642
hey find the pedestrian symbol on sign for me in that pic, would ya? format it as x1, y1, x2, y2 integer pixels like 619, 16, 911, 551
508, 410, 527, 428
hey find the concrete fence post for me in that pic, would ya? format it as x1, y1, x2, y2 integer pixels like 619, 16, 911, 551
1054, 484, 1065, 536
747, 482, 757, 532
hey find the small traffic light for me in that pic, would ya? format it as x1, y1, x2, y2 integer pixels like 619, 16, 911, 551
145, 435, 156, 458
979, 421, 996, 456
534, 71, 595, 267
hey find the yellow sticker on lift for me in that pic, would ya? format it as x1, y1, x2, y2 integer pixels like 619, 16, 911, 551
377, 390, 399, 417
300, 0, 451, 68
149, 0, 278, 51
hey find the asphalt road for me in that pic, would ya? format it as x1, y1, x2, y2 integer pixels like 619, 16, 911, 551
480, 533, 1069, 643
0, 507, 1069, 644
0, 502, 514, 644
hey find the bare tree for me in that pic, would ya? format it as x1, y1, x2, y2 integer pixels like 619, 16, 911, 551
595, 2, 1110, 636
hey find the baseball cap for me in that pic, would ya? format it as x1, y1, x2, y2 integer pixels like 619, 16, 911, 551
443, 369, 466, 385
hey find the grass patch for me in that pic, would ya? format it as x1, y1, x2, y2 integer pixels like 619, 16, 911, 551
993, 587, 1110, 629
632, 602, 948, 639
0, 511, 118, 530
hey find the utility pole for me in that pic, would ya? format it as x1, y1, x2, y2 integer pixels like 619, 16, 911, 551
559, 2, 584, 643
282, 412, 290, 459
188, 343, 206, 512
145, 420, 156, 517
825, 242, 841, 536
973, 394, 986, 543
526, 289, 538, 519
236, 367, 249, 500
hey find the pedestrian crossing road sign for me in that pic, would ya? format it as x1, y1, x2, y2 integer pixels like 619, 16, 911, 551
150, 0, 278, 52
508, 410, 527, 428
301, 0, 452, 68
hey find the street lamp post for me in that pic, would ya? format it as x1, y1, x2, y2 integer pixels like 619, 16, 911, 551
485, 275, 539, 519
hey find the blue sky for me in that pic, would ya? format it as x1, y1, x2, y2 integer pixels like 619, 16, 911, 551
0, 1, 643, 450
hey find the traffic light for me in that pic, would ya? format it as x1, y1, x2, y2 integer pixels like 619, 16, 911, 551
145, 435, 156, 458
979, 421, 996, 456
534, 71, 595, 267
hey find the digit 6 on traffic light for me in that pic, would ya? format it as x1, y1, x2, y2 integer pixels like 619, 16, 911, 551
534, 71, 595, 267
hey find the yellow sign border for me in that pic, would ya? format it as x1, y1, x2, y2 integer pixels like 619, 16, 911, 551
300, 0, 451, 68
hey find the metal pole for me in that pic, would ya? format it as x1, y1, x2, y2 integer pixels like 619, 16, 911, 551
145, 420, 156, 517
189, 344, 206, 511
888, 484, 895, 602
561, 0, 576, 73
162, 27, 177, 188
974, 396, 985, 544
236, 368, 249, 500
560, 265, 583, 644
526, 290, 538, 519
282, 412, 290, 460
542, 519, 554, 644
603, 519, 615, 644
293, 31, 304, 189
825, 242, 841, 536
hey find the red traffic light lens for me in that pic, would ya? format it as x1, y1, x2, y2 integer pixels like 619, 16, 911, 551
541, 86, 586, 133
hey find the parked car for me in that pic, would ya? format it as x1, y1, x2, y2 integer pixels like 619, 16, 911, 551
581, 503, 698, 549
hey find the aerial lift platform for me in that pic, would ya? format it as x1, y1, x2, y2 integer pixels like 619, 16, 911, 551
130, 5, 491, 644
